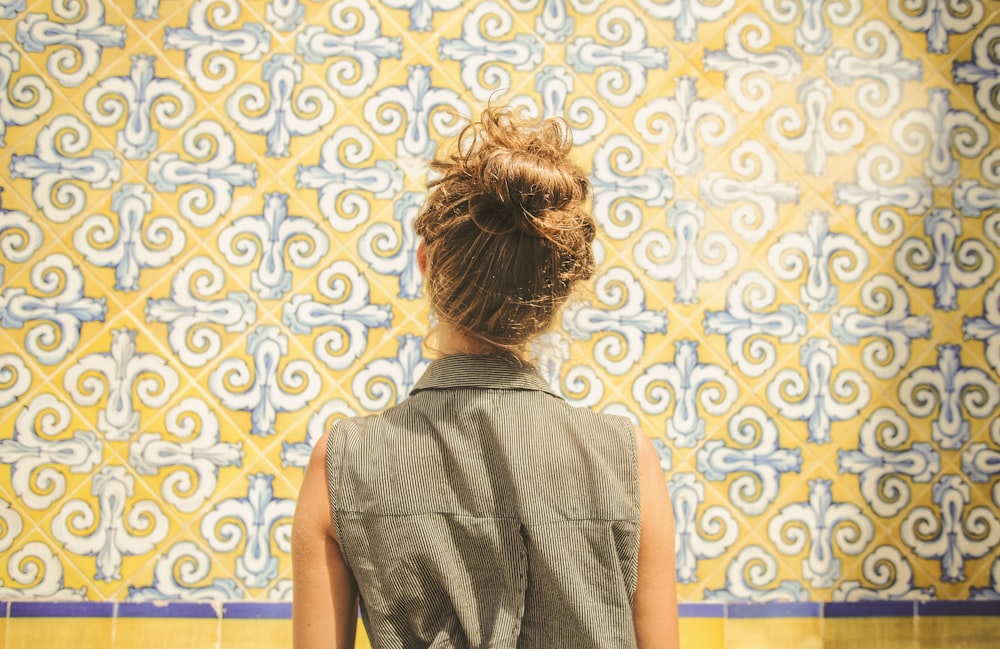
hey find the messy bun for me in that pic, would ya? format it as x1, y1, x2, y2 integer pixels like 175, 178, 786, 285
415, 106, 596, 355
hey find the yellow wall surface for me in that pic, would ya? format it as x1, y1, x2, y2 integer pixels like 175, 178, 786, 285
1, 0, 999, 644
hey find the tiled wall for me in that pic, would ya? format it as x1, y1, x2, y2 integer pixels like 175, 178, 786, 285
1, 0, 999, 645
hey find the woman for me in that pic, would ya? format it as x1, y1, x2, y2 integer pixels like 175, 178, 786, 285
292, 107, 679, 649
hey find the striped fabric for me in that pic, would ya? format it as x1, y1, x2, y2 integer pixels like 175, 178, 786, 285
326, 354, 641, 649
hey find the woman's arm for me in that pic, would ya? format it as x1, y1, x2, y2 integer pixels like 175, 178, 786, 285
292, 430, 359, 649
633, 428, 680, 649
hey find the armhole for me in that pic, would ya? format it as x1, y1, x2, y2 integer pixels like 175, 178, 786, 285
618, 416, 642, 519
325, 420, 347, 546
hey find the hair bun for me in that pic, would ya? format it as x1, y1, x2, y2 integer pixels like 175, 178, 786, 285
467, 111, 589, 235
414, 105, 597, 352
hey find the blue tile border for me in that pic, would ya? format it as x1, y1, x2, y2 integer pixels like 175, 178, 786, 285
222, 602, 292, 620
4, 599, 1000, 620
117, 601, 218, 619
917, 600, 1000, 617
9, 601, 115, 618
727, 602, 822, 619
824, 601, 917, 618
678, 602, 725, 618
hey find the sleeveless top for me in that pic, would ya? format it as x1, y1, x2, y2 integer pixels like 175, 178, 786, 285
326, 354, 641, 649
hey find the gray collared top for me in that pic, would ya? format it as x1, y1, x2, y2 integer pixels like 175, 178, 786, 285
326, 354, 640, 649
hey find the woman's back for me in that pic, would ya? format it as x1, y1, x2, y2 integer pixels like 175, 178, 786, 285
329, 354, 640, 648
291, 107, 678, 649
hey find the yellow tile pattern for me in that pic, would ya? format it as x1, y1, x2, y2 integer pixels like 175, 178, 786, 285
0, 0, 999, 624
6, 616, 113, 649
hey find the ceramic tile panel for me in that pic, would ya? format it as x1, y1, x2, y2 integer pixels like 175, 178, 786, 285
0, 0, 999, 624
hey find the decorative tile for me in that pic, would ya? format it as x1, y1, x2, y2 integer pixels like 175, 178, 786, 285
0, 0, 998, 633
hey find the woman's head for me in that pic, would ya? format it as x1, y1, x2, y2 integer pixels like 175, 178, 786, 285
415, 106, 596, 357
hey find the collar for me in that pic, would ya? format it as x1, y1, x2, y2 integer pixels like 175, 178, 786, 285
411, 354, 559, 397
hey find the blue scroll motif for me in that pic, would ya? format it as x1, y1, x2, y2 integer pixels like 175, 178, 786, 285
129, 397, 244, 514
768, 478, 874, 588
297, 0, 402, 99
0, 42, 52, 146
208, 326, 321, 437
703, 270, 807, 379
0, 353, 30, 409
887, 0, 984, 54
283, 259, 393, 371
591, 134, 673, 240
362, 65, 469, 162
128, 541, 243, 602
83, 55, 196, 159
961, 420, 1000, 517
704, 545, 809, 602
296, 124, 405, 231
567, 5, 669, 108
164, 0, 271, 94
562, 266, 668, 376
827, 19, 923, 120
200, 473, 294, 588
832, 545, 936, 601
15, 0, 125, 87
837, 407, 940, 518
634, 200, 738, 304
892, 88, 989, 187
633, 340, 738, 448
700, 140, 800, 244
669, 473, 738, 584
703, 13, 802, 114
534, 66, 606, 145
697, 405, 802, 516
831, 274, 932, 381
351, 334, 429, 411
63, 328, 179, 441
0, 537, 87, 600
634, 77, 735, 176
9, 115, 122, 223
834, 144, 931, 248
73, 184, 186, 292
762, 0, 862, 55
225, 54, 335, 157
217, 193, 329, 301
765, 78, 865, 176
145, 256, 257, 369
953, 25, 1000, 124
439, 2, 542, 102
767, 210, 869, 313
357, 192, 424, 300
148, 119, 257, 228
899, 344, 999, 451
895, 209, 993, 311
901, 474, 1000, 583
767, 338, 870, 444
0, 207, 43, 285
50, 466, 170, 582
954, 149, 1000, 218
0, 252, 107, 365
1, 393, 103, 510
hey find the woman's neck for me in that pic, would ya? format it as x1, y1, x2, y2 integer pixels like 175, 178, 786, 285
428, 322, 500, 357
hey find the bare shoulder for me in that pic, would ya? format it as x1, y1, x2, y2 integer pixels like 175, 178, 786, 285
633, 425, 665, 481
294, 429, 335, 541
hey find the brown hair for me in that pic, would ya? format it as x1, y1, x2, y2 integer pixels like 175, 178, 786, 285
415, 106, 596, 357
